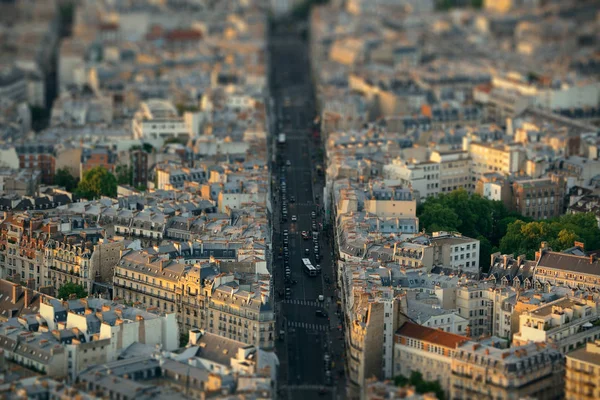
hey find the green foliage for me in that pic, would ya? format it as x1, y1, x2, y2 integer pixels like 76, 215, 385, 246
394, 371, 444, 399
417, 189, 526, 270
499, 213, 600, 259
57, 282, 87, 300
54, 168, 77, 191
76, 166, 117, 199
115, 165, 132, 185
179, 332, 190, 347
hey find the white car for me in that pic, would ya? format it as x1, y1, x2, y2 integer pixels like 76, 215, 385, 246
286, 160, 291, 166
318, 295, 324, 302
291, 215, 297, 221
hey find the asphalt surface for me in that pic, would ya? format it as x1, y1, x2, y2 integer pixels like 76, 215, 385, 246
269, 22, 346, 400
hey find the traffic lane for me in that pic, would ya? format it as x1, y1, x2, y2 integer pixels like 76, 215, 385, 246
293, 330, 325, 385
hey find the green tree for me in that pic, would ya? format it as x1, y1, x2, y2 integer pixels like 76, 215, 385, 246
499, 213, 600, 258
54, 168, 77, 192
57, 282, 87, 300
115, 165, 131, 185
394, 371, 444, 399
418, 202, 461, 233
76, 166, 117, 199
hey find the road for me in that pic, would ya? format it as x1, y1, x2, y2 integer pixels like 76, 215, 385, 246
268, 21, 345, 400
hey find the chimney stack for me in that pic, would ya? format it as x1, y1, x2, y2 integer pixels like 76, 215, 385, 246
11, 284, 21, 304
24, 288, 33, 308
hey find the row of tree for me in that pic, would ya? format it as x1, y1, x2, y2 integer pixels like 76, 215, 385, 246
417, 189, 600, 271
55, 165, 139, 199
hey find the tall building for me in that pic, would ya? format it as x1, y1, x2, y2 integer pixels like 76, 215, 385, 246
565, 340, 600, 400
346, 290, 407, 391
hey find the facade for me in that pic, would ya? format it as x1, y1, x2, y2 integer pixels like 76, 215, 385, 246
346, 291, 406, 390
450, 342, 564, 400
511, 175, 566, 219
467, 142, 526, 179
16, 144, 56, 185
393, 232, 480, 273
383, 160, 440, 201
114, 249, 275, 349
533, 244, 600, 291
393, 321, 469, 394
45, 232, 123, 293
131, 149, 149, 187
565, 339, 600, 400
429, 150, 471, 193
456, 284, 494, 338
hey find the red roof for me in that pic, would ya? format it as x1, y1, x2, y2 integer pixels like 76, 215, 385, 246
396, 321, 469, 349
165, 29, 202, 42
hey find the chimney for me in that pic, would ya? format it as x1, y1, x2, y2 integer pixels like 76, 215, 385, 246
575, 241, 585, 250
535, 251, 541, 261
24, 288, 33, 308
591, 254, 596, 264
11, 284, 21, 304
517, 255, 525, 266
503, 255, 509, 269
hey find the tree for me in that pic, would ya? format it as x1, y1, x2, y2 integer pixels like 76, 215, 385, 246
500, 213, 600, 259
54, 168, 77, 192
57, 282, 87, 300
76, 166, 117, 199
115, 165, 131, 185
418, 202, 461, 233
394, 371, 444, 400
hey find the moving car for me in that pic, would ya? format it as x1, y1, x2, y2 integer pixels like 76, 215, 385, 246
301, 231, 310, 240
291, 215, 297, 222
315, 309, 328, 318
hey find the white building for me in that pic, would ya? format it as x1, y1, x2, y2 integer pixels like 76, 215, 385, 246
383, 159, 440, 201
132, 99, 201, 147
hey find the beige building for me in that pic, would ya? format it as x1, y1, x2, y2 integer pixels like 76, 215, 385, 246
393, 232, 480, 273
114, 249, 275, 349
346, 291, 407, 392
451, 342, 564, 400
45, 233, 123, 293
363, 186, 416, 219
467, 141, 526, 180
565, 339, 600, 400
393, 321, 469, 394
455, 284, 498, 338
429, 150, 471, 193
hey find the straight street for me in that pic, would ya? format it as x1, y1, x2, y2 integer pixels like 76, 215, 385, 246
268, 20, 345, 400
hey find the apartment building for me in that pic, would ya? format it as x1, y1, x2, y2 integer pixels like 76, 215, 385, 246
383, 159, 440, 201
0, 214, 54, 288
393, 321, 469, 394
346, 291, 407, 392
130, 149, 149, 187
450, 342, 564, 400
456, 284, 494, 338
45, 232, 123, 293
363, 185, 417, 218
429, 150, 471, 193
511, 175, 566, 219
80, 147, 117, 178
393, 232, 480, 273
565, 339, 600, 400
533, 243, 600, 291
15, 144, 56, 185
155, 163, 206, 190
475, 173, 512, 209
132, 99, 197, 147
467, 141, 526, 180
512, 296, 600, 354
114, 249, 275, 349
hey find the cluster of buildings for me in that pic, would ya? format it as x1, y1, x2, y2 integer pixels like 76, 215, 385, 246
313, 0, 600, 229
309, 0, 600, 399
0, 0, 281, 398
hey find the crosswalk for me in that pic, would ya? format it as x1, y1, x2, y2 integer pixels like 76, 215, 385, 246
287, 320, 328, 331
280, 385, 332, 392
282, 299, 320, 307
